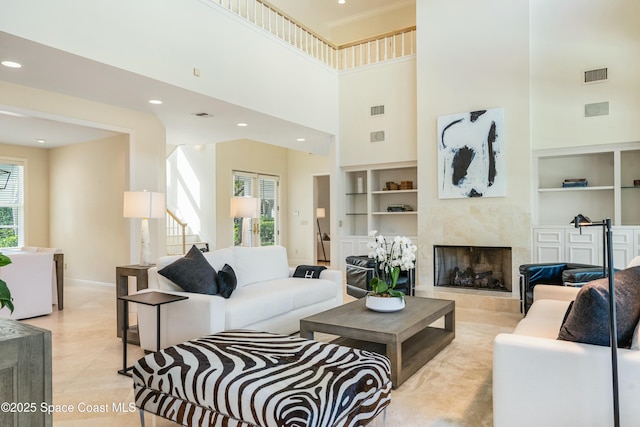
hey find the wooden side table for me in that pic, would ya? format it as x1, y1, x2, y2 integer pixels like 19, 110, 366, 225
117, 291, 188, 376
54, 253, 64, 310
116, 264, 153, 344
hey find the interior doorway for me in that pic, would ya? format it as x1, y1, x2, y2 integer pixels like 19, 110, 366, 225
314, 174, 331, 266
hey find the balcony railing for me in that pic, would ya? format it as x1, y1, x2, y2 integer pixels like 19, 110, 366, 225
206, 0, 416, 70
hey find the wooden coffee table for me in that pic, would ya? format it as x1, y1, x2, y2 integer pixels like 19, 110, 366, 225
300, 296, 455, 388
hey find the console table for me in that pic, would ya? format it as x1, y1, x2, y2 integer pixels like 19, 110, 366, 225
116, 264, 153, 345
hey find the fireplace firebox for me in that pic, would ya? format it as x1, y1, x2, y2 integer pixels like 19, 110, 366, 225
433, 245, 512, 292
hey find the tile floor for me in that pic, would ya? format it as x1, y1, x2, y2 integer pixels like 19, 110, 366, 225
19, 280, 521, 426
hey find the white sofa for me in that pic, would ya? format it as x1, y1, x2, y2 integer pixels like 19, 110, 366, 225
493, 283, 640, 427
0, 251, 54, 319
136, 245, 343, 351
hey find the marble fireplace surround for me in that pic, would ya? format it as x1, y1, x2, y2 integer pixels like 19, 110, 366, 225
419, 205, 530, 314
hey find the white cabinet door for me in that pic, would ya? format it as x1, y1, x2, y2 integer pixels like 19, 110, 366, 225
533, 228, 564, 263
338, 237, 372, 271
611, 227, 634, 269
565, 227, 601, 265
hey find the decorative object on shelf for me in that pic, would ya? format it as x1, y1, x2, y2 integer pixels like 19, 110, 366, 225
124, 191, 166, 266
387, 204, 413, 212
562, 178, 588, 188
383, 181, 413, 191
384, 181, 400, 191
400, 181, 413, 190
230, 196, 260, 247
356, 177, 364, 193
0, 253, 13, 313
365, 230, 417, 312
634, 179, 640, 187
437, 107, 505, 199
573, 216, 618, 427
316, 208, 327, 262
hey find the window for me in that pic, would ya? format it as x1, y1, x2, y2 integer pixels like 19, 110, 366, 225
233, 171, 279, 246
0, 162, 24, 248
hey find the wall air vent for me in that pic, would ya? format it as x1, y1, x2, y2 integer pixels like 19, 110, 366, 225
370, 105, 385, 116
192, 112, 215, 118
370, 130, 385, 143
583, 67, 608, 84
584, 101, 610, 117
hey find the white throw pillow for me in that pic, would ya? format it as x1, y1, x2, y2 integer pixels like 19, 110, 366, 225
233, 246, 290, 288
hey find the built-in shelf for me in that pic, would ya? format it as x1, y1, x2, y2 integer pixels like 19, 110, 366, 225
372, 211, 418, 215
371, 189, 418, 195
534, 143, 640, 227
340, 161, 419, 272
537, 186, 614, 192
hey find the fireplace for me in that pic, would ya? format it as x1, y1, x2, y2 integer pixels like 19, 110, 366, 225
433, 245, 512, 292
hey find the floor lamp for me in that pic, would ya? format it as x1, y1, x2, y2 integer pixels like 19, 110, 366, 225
574, 216, 618, 427
316, 208, 327, 262
231, 197, 260, 247
123, 191, 165, 266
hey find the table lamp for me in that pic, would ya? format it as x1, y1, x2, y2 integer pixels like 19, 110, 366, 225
123, 191, 165, 266
230, 197, 260, 247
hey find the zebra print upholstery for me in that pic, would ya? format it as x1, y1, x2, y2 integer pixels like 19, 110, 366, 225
133, 330, 392, 427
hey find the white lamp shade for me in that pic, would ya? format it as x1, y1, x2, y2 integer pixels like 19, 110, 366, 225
123, 191, 165, 219
230, 197, 260, 218
316, 208, 326, 218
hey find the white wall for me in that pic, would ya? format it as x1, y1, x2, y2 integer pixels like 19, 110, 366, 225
531, 0, 640, 150
166, 145, 217, 247
0, 0, 339, 137
0, 81, 166, 281
287, 150, 332, 265
339, 58, 417, 166
416, 0, 531, 299
50, 135, 129, 284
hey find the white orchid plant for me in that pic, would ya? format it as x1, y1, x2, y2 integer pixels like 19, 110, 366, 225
367, 230, 417, 299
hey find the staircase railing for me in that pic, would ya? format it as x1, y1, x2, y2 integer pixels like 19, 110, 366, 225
205, 0, 416, 70
166, 209, 187, 255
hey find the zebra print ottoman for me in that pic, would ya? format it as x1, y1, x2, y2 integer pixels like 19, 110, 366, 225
132, 330, 392, 427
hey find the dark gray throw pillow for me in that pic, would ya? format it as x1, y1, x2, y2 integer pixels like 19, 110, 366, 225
217, 263, 237, 298
558, 266, 640, 348
158, 245, 218, 295
293, 265, 327, 279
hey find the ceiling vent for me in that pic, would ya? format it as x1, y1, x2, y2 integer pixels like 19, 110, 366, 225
583, 67, 608, 84
192, 112, 215, 118
370, 130, 385, 143
370, 105, 385, 116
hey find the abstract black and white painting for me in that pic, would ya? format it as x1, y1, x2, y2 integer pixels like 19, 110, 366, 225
437, 107, 505, 199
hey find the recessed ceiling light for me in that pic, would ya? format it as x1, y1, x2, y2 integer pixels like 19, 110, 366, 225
36, 139, 46, 144
237, 122, 248, 127
148, 99, 163, 105
338, 0, 345, 4
1, 61, 22, 68
297, 138, 306, 142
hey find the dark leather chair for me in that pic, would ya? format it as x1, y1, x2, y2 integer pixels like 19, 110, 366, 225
345, 255, 415, 298
519, 262, 605, 314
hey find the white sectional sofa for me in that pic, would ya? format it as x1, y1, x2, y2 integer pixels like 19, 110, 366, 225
493, 283, 640, 427
136, 245, 343, 352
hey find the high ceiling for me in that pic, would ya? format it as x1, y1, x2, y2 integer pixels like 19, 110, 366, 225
0, 0, 413, 153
